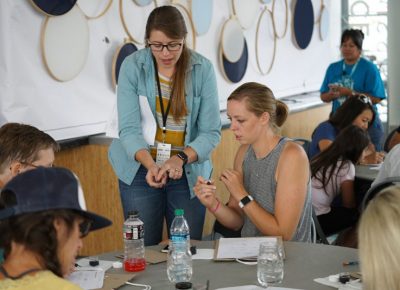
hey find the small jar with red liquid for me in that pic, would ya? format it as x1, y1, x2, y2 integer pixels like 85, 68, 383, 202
123, 211, 146, 272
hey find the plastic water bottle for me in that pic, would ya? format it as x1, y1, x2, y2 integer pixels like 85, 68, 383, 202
123, 211, 146, 272
167, 209, 192, 283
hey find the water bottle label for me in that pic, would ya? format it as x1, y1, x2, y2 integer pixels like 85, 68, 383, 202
171, 234, 188, 243
124, 224, 144, 240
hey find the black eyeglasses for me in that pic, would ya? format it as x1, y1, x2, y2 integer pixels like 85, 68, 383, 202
19, 162, 53, 168
147, 41, 183, 52
79, 220, 92, 238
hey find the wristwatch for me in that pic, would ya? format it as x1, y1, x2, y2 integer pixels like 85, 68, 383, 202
239, 195, 254, 209
176, 151, 188, 165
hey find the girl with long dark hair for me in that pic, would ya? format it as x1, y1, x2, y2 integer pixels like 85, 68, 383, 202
309, 95, 384, 164
311, 125, 370, 236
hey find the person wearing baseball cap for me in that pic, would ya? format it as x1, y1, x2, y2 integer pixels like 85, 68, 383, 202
0, 167, 112, 289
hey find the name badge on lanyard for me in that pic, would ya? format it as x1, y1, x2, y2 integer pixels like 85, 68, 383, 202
156, 142, 171, 165
153, 58, 173, 166
340, 59, 359, 90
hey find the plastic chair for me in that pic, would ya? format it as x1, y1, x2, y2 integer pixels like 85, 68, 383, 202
383, 128, 399, 152
293, 138, 311, 159
311, 207, 330, 244
361, 176, 400, 211
211, 219, 242, 240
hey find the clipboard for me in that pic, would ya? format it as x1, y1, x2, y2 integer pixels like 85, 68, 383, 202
213, 236, 284, 261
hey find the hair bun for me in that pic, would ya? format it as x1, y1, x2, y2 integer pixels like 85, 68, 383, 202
275, 100, 288, 127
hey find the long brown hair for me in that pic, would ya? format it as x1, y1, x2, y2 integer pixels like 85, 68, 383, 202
145, 6, 189, 121
0, 208, 81, 277
311, 125, 370, 194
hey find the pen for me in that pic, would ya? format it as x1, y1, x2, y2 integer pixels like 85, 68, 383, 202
342, 261, 359, 266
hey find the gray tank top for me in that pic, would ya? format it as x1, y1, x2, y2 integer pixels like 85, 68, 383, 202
241, 137, 312, 242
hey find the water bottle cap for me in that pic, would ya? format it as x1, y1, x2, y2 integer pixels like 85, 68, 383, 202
128, 210, 139, 217
174, 209, 184, 216
175, 282, 192, 289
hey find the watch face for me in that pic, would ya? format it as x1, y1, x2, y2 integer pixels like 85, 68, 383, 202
239, 195, 253, 208
177, 152, 188, 164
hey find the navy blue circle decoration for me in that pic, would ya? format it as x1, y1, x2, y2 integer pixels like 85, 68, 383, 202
112, 42, 138, 87
222, 40, 248, 83
30, 0, 77, 16
293, 0, 314, 49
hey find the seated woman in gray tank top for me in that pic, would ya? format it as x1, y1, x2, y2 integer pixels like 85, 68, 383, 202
194, 82, 312, 242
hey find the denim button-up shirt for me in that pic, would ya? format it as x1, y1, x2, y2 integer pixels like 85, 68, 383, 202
108, 48, 221, 198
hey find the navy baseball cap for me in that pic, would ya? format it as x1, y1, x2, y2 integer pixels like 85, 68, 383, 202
0, 167, 112, 231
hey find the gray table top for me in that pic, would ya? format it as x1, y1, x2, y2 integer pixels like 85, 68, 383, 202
355, 164, 380, 181
101, 241, 358, 290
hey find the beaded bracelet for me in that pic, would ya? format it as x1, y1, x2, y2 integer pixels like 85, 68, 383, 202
210, 198, 221, 213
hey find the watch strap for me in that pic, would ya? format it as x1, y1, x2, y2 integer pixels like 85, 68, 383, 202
176, 151, 188, 165
239, 195, 254, 208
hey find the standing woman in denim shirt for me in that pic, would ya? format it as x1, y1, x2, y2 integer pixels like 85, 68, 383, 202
108, 6, 221, 246
320, 29, 386, 151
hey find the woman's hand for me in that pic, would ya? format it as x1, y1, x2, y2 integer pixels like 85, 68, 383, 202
335, 86, 353, 97
327, 84, 341, 99
194, 176, 218, 209
361, 151, 385, 165
220, 169, 246, 201
157, 155, 184, 180
146, 164, 167, 188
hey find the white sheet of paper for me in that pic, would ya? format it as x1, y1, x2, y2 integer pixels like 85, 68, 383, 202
215, 286, 304, 290
192, 249, 215, 260
104, 93, 156, 146
105, 95, 119, 138
139, 95, 156, 146
68, 268, 105, 290
75, 258, 114, 271
216, 237, 278, 259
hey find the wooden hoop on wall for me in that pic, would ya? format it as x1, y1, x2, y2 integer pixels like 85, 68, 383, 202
255, 7, 276, 75
40, 5, 89, 82
119, 0, 156, 45
28, 0, 77, 16
232, 0, 260, 30
171, 3, 197, 50
189, 0, 213, 36
271, 0, 288, 39
111, 39, 138, 88
318, 4, 329, 40
77, 0, 113, 20
133, 0, 153, 6
220, 16, 245, 63
218, 44, 230, 83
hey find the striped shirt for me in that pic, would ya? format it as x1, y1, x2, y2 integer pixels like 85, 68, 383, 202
150, 73, 186, 159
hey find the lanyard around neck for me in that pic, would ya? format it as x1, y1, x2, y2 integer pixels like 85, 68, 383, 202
342, 58, 360, 77
153, 59, 173, 135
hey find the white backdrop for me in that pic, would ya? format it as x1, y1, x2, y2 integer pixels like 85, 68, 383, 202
0, 0, 341, 141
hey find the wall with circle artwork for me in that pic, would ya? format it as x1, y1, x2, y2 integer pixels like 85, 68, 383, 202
0, 0, 341, 140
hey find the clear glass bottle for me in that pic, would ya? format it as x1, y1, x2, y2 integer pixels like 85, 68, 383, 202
167, 209, 192, 282
123, 211, 146, 272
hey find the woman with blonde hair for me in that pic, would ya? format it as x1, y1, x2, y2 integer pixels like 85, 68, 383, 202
194, 82, 312, 241
358, 185, 400, 290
